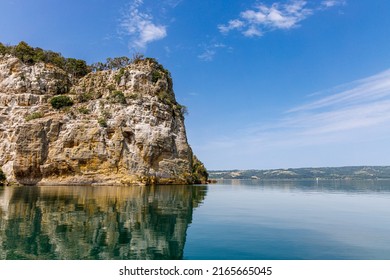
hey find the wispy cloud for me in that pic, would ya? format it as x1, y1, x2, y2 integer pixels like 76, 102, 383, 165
288, 69, 390, 113
255, 68, 390, 145
321, 0, 346, 8
120, 0, 168, 50
218, 0, 345, 37
198, 43, 229, 62
197, 68, 390, 168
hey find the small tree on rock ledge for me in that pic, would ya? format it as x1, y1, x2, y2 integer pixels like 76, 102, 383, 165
50, 95, 74, 109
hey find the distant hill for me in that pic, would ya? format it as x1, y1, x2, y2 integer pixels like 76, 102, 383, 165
209, 166, 390, 180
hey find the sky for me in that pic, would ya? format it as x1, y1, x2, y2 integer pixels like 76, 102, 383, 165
1, 0, 390, 170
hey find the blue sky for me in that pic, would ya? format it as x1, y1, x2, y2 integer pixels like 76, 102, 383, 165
1, 0, 390, 170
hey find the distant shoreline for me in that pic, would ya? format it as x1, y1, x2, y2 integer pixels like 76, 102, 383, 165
208, 166, 390, 180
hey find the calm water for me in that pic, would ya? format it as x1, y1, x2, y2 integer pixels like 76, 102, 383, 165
0, 180, 389, 260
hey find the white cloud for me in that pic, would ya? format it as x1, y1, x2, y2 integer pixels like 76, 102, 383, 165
120, 0, 167, 49
198, 49, 216, 62
219, 0, 343, 37
243, 26, 263, 37
321, 0, 346, 8
218, 19, 245, 34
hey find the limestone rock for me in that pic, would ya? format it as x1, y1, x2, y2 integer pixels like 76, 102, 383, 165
0, 54, 207, 185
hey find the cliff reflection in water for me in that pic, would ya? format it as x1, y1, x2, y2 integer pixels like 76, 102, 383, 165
0, 185, 207, 260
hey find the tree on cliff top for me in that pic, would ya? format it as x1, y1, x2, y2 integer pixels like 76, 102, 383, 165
0, 41, 90, 78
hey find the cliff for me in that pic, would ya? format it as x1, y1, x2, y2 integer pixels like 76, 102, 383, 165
0, 51, 207, 186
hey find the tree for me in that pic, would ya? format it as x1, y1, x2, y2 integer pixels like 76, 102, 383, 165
0, 43, 7, 55
90, 62, 106, 72
106, 56, 132, 70
65, 58, 90, 78
13, 41, 36, 64
43, 50, 66, 68
0, 41, 92, 78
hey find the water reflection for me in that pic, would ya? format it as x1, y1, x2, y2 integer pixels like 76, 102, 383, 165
0, 185, 207, 260
219, 179, 390, 193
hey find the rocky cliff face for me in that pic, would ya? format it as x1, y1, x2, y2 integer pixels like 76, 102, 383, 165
0, 54, 207, 185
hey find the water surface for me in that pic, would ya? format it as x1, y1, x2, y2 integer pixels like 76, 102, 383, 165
0, 180, 389, 259
184, 180, 390, 259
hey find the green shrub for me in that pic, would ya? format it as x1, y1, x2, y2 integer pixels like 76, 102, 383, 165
0, 169, 5, 185
192, 156, 209, 184
25, 111, 44, 121
98, 117, 107, 127
110, 90, 126, 104
128, 93, 139, 100
175, 104, 188, 116
50, 95, 74, 109
64, 58, 90, 78
107, 84, 116, 91
151, 70, 163, 83
0, 41, 91, 77
0, 43, 8, 55
114, 68, 126, 84
78, 92, 94, 103
157, 91, 174, 105
78, 106, 90, 114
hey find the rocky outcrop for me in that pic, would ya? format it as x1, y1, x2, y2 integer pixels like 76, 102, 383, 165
0, 54, 207, 185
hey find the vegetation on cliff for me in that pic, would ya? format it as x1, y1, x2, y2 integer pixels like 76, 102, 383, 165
0, 41, 90, 78
0, 41, 208, 186
192, 156, 209, 184
50, 95, 74, 109
0, 169, 5, 185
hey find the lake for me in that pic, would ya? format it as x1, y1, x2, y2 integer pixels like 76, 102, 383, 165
0, 180, 389, 260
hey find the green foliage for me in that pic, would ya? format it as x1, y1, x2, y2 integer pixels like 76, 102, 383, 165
157, 91, 174, 105
192, 156, 209, 184
128, 93, 139, 100
110, 90, 126, 104
0, 41, 91, 78
50, 95, 74, 109
132, 53, 145, 64
14, 41, 36, 64
78, 106, 90, 114
64, 58, 90, 78
151, 70, 163, 83
146, 57, 173, 89
98, 117, 107, 127
78, 92, 94, 103
114, 68, 126, 84
107, 84, 116, 91
90, 54, 145, 72
25, 111, 44, 121
107, 57, 131, 70
0, 43, 8, 55
174, 104, 188, 116
0, 169, 5, 185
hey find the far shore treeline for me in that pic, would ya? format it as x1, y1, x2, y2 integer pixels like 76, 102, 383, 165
209, 166, 390, 180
